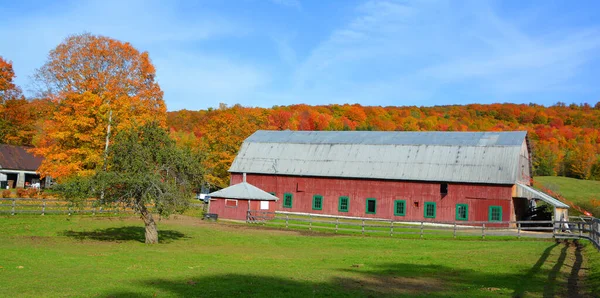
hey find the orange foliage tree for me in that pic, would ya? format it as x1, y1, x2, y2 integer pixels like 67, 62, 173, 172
32, 33, 166, 180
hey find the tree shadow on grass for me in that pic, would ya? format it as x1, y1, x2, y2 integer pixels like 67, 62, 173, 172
102, 241, 583, 297
61, 226, 187, 243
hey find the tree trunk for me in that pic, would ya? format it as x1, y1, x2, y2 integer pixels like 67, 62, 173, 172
139, 204, 158, 244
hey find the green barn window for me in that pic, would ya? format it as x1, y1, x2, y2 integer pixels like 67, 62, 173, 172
312, 195, 323, 210
489, 206, 502, 222
366, 198, 377, 214
424, 202, 436, 218
283, 193, 293, 208
338, 196, 349, 212
394, 200, 406, 216
456, 204, 468, 221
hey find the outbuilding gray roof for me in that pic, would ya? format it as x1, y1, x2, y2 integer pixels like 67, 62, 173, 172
515, 184, 570, 209
208, 182, 279, 201
229, 130, 529, 185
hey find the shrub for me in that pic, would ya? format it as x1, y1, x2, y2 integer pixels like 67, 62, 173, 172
1, 190, 11, 198
16, 188, 28, 198
27, 188, 39, 198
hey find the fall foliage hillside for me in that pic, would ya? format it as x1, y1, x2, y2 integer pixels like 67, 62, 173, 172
167, 103, 600, 188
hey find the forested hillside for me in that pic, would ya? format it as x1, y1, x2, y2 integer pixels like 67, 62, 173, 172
167, 103, 600, 188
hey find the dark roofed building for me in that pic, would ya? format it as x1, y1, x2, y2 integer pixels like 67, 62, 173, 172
0, 144, 44, 188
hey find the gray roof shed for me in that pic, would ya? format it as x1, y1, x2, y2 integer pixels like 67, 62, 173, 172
229, 130, 530, 185
208, 182, 279, 201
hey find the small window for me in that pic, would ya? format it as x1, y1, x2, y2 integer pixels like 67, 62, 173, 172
489, 206, 502, 222
260, 201, 269, 210
312, 195, 323, 210
440, 183, 448, 195
338, 196, 349, 212
283, 193, 293, 208
424, 202, 436, 218
366, 198, 377, 214
225, 199, 238, 208
456, 204, 468, 221
394, 200, 406, 216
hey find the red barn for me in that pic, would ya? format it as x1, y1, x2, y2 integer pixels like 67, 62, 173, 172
211, 130, 568, 224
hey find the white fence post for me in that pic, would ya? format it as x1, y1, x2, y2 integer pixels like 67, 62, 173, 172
482, 223, 485, 239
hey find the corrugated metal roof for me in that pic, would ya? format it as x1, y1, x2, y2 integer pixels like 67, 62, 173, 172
0, 144, 42, 171
229, 130, 529, 184
246, 130, 527, 146
208, 182, 279, 201
516, 184, 570, 209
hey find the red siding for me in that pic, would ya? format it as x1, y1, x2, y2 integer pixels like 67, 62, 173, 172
231, 173, 514, 223
209, 197, 278, 221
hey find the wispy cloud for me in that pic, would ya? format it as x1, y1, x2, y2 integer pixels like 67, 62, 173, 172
289, 0, 600, 106
0, 0, 598, 109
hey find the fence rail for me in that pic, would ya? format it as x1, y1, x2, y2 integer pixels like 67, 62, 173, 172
0, 198, 205, 216
247, 210, 600, 250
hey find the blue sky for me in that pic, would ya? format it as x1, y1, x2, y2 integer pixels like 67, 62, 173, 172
1, 0, 599, 111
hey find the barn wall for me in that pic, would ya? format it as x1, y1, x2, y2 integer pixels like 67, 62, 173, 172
209, 197, 278, 221
518, 140, 532, 185
231, 173, 514, 223
209, 198, 251, 221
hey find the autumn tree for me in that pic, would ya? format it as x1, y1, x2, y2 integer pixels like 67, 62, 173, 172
57, 122, 203, 244
33, 33, 166, 180
0, 56, 22, 102
0, 56, 26, 143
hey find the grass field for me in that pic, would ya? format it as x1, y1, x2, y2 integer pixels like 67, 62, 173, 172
0, 215, 597, 297
535, 176, 600, 205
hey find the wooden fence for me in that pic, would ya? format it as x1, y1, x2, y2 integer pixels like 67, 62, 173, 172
247, 210, 600, 250
0, 198, 205, 216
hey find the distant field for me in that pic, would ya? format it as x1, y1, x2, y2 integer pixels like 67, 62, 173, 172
534, 176, 600, 208
0, 215, 597, 297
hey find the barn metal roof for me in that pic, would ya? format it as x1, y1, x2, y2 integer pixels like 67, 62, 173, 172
0, 144, 42, 171
515, 184, 570, 209
229, 130, 529, 184
208, 182, 279, 201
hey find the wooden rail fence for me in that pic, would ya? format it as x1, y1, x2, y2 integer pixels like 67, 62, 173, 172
247, 210, 600, 251
0, 198, 205, 216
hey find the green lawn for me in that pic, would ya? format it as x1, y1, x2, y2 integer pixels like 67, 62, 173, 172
0, 215, 597, 297
534, 176, 600, 205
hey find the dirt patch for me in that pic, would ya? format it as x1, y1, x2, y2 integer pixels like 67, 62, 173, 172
337, 275, 445, 295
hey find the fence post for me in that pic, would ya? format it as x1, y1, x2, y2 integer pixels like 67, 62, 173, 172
420, 221, 424, 239
11, 199, 15, 215
309, 214, 312, 231
390, 221, 394, 237
361, 220, 365, 235
68, 206, 72, 216
42, 200, 46, 216
92, 207, 96, 216
453, 222, 457, 239
286, 215, 289, 229
552, 220, 556, 239
482, 223, 485, 239
578, 222, 582, 238
335, 218, 339, 234
517, 222, 521, 239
